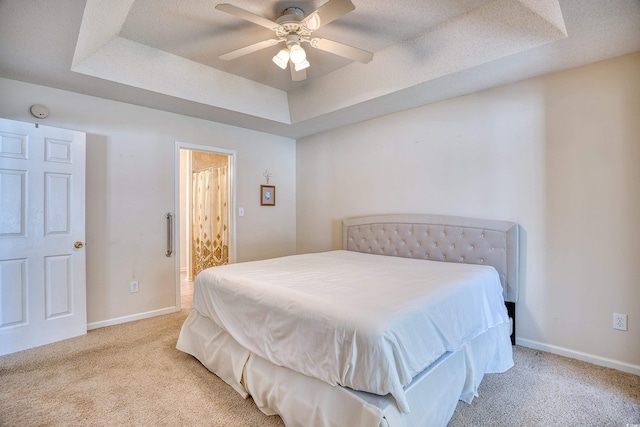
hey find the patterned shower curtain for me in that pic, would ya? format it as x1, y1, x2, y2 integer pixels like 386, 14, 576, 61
192, 165, 229, 277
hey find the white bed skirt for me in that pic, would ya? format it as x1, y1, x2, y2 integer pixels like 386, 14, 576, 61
177, 310, 513, 427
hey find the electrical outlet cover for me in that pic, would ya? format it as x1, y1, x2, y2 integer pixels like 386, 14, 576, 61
613, 313, 627, 331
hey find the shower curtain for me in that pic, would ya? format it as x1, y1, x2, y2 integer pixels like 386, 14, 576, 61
192, 165, 229, 277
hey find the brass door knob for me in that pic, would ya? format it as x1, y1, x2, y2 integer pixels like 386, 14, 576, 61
74, 241, 84, 249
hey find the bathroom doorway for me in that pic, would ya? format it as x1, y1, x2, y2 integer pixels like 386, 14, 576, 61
176, 143, 236, 309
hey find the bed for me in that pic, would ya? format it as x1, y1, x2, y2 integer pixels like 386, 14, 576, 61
177, 214, 520, 426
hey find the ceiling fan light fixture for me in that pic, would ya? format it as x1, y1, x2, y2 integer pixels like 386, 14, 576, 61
294, 59, 310, 71
216, 1, 374, 82
272, 49, 290, 69
288, 44, 307, 64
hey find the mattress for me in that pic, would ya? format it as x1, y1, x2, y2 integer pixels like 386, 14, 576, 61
191, 250, 510, 413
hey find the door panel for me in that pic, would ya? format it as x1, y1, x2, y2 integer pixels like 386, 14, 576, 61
45, 173, 71, 234
0, 130, 28, 158
0, 258, 27, 326
0, 118, 86, 355
0, 169, 26, 236
45, 254, 72, 318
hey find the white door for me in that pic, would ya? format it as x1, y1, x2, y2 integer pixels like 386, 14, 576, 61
0, 118, 86, 355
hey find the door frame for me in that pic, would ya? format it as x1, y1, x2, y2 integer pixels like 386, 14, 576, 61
174, 141, 237, 309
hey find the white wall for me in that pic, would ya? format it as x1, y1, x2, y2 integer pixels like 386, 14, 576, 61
2, 52, 638, 372
0, 78, 296, 326
296, 53, 640, 372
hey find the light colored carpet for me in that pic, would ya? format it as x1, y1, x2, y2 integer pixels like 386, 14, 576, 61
450, 341, 640, 426
1, 310, 638, 426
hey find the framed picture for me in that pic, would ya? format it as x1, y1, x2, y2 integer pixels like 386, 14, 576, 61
260, 185, 276, 206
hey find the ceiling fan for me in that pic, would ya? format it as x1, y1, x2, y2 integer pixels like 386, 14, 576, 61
215, 0, 373, 82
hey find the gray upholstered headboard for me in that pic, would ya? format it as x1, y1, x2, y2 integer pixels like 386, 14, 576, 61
342, 214, 519, 303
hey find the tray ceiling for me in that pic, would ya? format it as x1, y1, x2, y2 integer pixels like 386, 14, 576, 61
0, 0, 639, 138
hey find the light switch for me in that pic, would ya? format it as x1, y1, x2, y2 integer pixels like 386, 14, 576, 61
239, 207, 245, 217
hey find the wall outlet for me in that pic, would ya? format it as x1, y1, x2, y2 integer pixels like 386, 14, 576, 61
130, 280, 139, 293
613, 313, 627, 331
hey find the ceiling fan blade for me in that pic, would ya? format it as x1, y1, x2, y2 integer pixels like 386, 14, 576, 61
215, 4, 281, 31
300, 0, 355, 31
219, 39, 280, 61
291, 65, 307, 82
310, 38, 373, 63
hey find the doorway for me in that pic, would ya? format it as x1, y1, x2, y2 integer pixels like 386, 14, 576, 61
175, 142, 236, 309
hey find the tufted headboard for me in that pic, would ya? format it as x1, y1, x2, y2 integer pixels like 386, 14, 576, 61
342, 214, 519, 303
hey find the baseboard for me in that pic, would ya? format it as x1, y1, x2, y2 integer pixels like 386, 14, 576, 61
180, 267, 194, 282
87, 306, 180, 331
517, 338, 640, 376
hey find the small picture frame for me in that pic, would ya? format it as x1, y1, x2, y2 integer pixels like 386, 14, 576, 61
260, 185, 276, 206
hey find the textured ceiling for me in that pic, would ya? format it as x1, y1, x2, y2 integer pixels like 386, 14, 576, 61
0, 0, 639, 138
119, 0, 496, 92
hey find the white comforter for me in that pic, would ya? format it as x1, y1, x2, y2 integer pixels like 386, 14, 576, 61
193, 250, 509, 413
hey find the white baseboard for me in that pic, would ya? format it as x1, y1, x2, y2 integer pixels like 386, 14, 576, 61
517, 338, 640, 376
87, 306, 179, 331
179, 267, 193, 282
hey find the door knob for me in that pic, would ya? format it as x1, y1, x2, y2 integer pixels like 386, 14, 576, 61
74, 241, 84, 249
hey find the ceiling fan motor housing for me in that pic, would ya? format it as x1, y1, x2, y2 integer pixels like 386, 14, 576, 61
276, 7, 307, 36
280, 7, 304, 21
